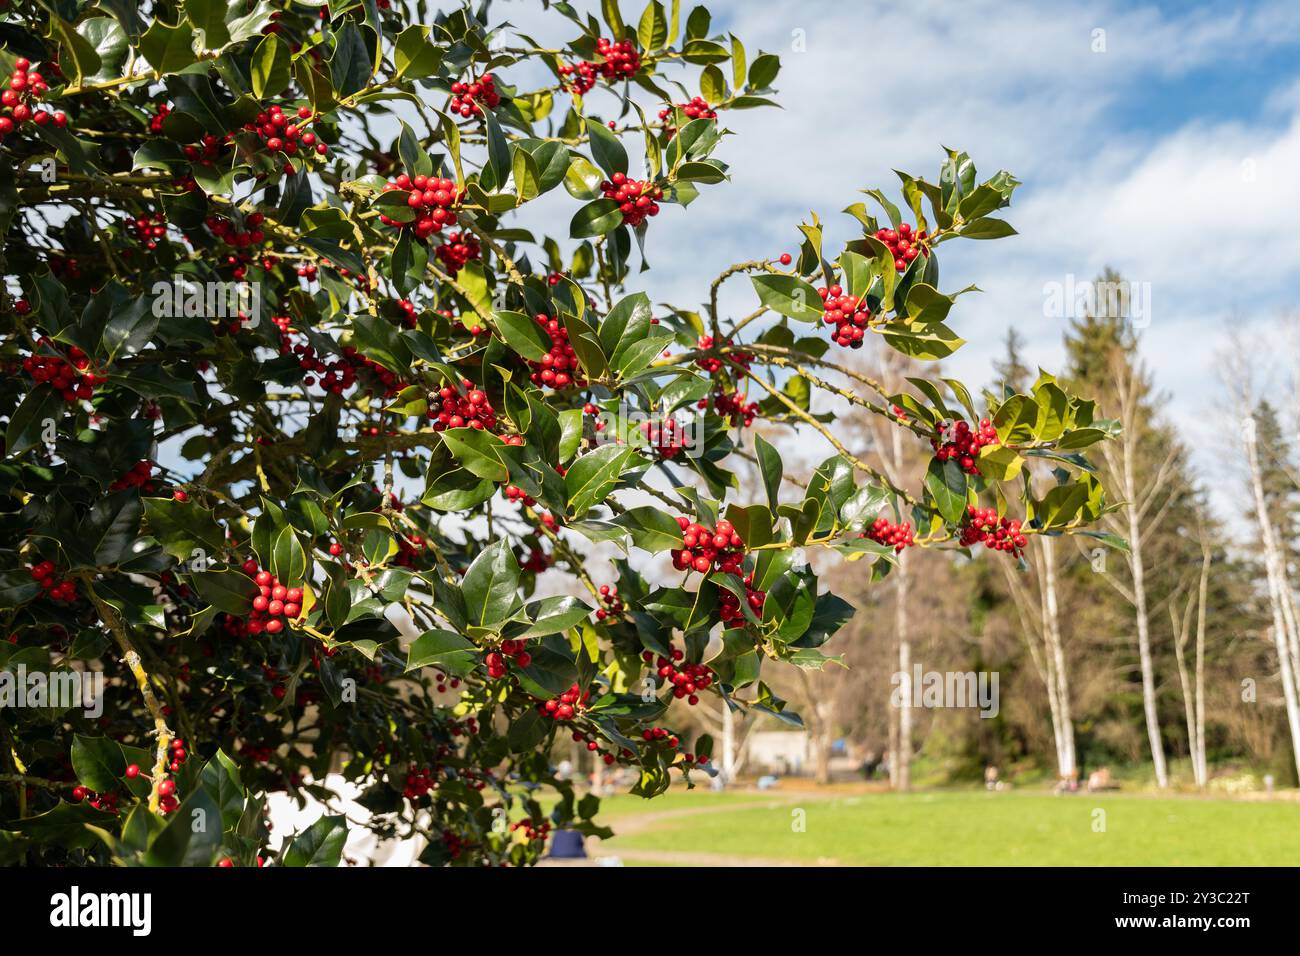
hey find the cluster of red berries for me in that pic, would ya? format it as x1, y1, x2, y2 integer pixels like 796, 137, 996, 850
694, 335, 723, 373
441, 829, 467, 859
449, 74, 501, 117
932, 419, 999, 475
148, 102, 171, 134
126, 212, 167, 250
184, 131, 233, 166
568, 726, 623, 765
243, 103, 326, 172
486, 639, 532, 679
560, 38, 641, 93
593, 37, 641, 79
817, 284, 871, 348
640, 725, 680, 747
670, 516, 745, 574
22, 340, 104, 402
152, 103, 235, 169
658, 96, 717, 138
522, 546, 551, 573
558, 60, 600, 94
708, 390, 759, 427
719, 573, 766, 628
874, 223, 928, 272
539, 683, 590, 720
504, 483, 535, 508
0, 59, 66, 141
207, 213, 269, 250
159, 737, 189, 775
391, 533, 427, 569
281, 321, 404, 397
28, 561, 76, 603
238, 559, 303, 635
109, 460, 156, 492
642, 648, 713, 705
240, 742, 276, 764
594, 584, 624, 621
864, 515, 915, 553
49, 256, 83, 281
395, 298, 419, 328
640, 417, 689, 460
524, 313, 585, 389
378, 172, 462, 239
639, 726, 709, 765
404, 766, 437, 800
157, 776, 180, 814
203, 214, 277, 279
425, 382, 501, 433
510, 818, 552, 842
433, 231, 480, 274
71, 786, 118, 814
600, 172, 662, 227
959, 506, 1028, 557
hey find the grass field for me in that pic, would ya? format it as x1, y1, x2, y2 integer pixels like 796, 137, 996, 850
585, 787, 1300, 866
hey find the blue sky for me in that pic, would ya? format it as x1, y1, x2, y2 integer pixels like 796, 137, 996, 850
495, 0, 1300, 525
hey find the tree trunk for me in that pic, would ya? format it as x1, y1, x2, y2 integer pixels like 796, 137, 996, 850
813, 727, 832, 785
1003, 552, 1074, 781
1125, 445, 1168, 788
1171, 565, 1209, 790
1192, 533, 1210, 788
1040, 537, 1076, 777
895, 547, 912, 792
1244, 422, 1300, 778
797, 671, 833, 784
721, 703, 736, 784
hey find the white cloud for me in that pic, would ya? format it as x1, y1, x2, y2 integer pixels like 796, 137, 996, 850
472, 0, 1300, 518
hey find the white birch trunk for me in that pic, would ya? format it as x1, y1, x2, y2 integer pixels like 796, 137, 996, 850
1040, 537, 1076, 776
1243, 421, 1300, 777
895, 536, 912, 792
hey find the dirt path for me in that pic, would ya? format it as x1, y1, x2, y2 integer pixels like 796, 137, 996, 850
586, 790, 843, 867
589, 846, 834, 866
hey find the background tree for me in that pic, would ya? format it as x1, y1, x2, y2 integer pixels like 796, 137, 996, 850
1219, 337, 1300, 779
1063, 274, 1206, 788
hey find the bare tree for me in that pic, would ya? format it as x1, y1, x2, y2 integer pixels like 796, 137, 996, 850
1220, 341, 1300, 776
1003, 533, 1076, 780
845, 352, 925, 791
1096, 353, 1182, 788
1169, 515, 1212, 788
695, 701, 756, 783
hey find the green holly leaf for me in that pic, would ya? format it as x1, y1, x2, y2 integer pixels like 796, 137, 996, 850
406, 628, 478, 675
250, 32, 290, 99
71, 735, 126, 793
566, 444, 635, 517
750, 274, 824, 323
460, 538, 521, 629
280, 814, 347, 867
925, 458, 968, 524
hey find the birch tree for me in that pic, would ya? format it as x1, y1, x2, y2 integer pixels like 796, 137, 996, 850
1169, 514, 1211, 788
1219, 343, 1300, 777
1095, 353, 1182, 788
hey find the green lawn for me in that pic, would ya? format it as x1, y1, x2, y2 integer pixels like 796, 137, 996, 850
590, 788, 1300, 865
